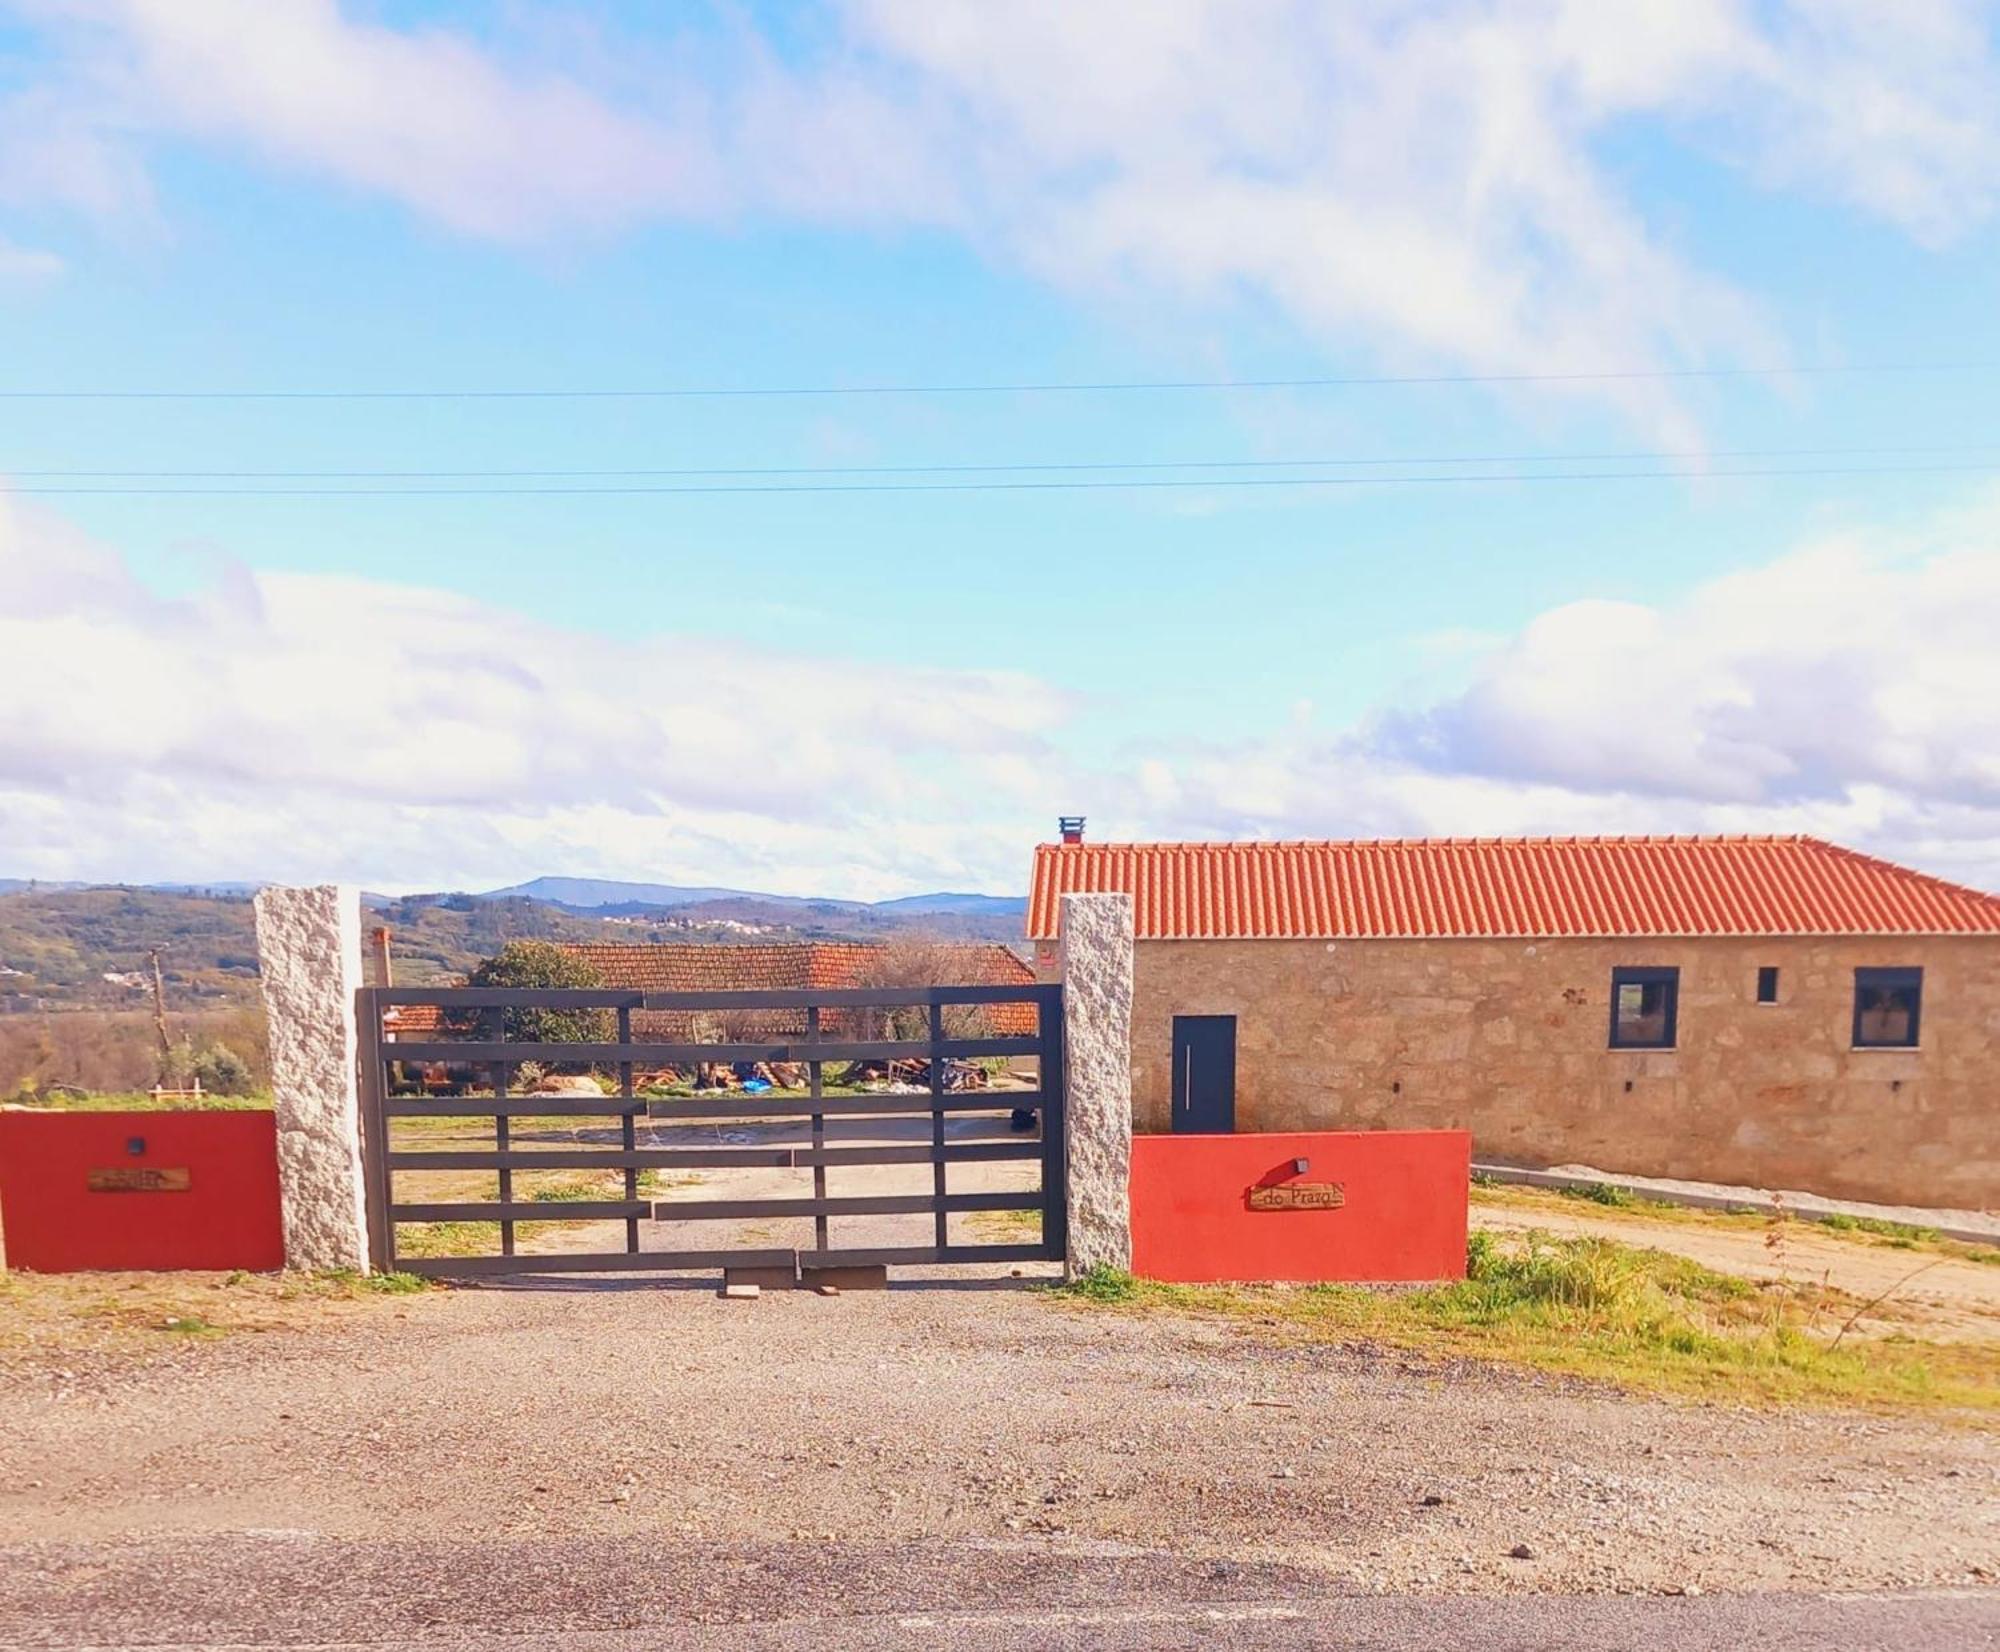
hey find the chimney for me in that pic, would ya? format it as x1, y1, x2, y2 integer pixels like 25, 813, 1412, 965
1058, 815, 1086, 845
371, 925, 395, 988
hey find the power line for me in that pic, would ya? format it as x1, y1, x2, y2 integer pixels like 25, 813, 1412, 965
0, 362, 1985, 401
8, 442, 1999, 480
7, 461, 2000, 496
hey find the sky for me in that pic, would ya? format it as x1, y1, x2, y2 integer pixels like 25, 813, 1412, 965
2, 0, 1999, 900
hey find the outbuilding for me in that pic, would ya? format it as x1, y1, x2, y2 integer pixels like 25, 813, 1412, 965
1028, 831, 2000, 1209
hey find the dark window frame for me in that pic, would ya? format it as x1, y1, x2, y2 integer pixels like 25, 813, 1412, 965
1852, 966, 1922, 1049
1756, 966, 1779, 1004
1609, 965, 1680, 1050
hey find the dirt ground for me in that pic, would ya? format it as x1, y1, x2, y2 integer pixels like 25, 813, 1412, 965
1470, 1189, 2000, 1344
1, 1270, 1995, 1601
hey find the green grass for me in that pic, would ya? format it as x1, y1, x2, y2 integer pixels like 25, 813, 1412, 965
1474, 1181, 2000, 1267
527, 1167, 678, 1202
305, 1267, 436, 1295
1051, 1234, 2000, 1413
1557, 1180, 1642, 1209
1817, 1212, 1939, 1247
9, 1089, 271, 1112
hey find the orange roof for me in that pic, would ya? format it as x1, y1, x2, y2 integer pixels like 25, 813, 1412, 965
1026, 836, 2000, 941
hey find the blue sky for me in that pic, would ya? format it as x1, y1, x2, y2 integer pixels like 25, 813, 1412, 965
3, 1, 1999, 897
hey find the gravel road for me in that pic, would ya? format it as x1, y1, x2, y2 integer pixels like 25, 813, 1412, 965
2, 1537, 1995, 1649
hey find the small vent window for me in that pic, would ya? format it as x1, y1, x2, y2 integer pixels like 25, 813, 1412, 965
1756, 966, 1779, 1004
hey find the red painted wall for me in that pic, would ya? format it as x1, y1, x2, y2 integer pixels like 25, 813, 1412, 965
0, 1110, 285, 1272
1129, 1129, 1470, 1284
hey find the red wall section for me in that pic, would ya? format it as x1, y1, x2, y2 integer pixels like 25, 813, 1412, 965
0, 1110, 284, 1272
1129, 1130, 1470, 1284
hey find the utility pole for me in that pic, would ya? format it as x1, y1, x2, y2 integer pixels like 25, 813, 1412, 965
149, 946, 172, 1079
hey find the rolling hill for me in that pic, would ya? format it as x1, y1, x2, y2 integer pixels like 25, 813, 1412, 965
0, 879, 1029, 1011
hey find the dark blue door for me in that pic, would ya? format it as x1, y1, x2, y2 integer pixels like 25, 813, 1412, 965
1171, 1015, 1236, 1133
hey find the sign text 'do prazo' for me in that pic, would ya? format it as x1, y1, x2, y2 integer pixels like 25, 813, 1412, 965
1246, 1180, 1346, 1211
86, 1167, 192, 1193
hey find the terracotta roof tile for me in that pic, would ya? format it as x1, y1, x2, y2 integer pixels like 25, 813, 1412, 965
1026, 836, 2000, 941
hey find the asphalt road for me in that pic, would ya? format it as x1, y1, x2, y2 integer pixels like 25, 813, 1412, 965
0, 1538, 1995, 1651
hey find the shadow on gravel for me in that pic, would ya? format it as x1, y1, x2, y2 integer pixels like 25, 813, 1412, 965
456, 1272, 1049, 1295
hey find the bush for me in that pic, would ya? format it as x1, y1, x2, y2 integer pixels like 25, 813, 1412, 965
190, 1041, 255, 1095
458, 941, 612, 1048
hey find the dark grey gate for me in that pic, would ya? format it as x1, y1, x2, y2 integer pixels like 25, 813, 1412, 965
355, 983, 1065, 1278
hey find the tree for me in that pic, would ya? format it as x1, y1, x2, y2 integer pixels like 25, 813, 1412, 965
461, 941, 613, 1049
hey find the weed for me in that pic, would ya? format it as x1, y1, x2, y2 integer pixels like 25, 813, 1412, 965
1817, 1213, 1941, 1245
159, 1315, 216, 1334
1054, 1264, 1140, 1303
366, 1272, 432, 1294
1052, 1233, 1997, 1412
1559, 1180, 1637, 1209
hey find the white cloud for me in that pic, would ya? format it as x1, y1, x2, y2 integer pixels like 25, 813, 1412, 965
0, 235, 63, 282
5, 493, 1999, 895
7, 2, 2000, 430
1104, 496, 2000, 891
0, 495, 1068, 895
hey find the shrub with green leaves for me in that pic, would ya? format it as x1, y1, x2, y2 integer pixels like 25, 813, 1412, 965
457, 940, 612, 1048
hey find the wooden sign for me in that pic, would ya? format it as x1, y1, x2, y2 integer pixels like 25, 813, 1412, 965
87, 1167, 191, 1193
1247, 1180, 1345, 1211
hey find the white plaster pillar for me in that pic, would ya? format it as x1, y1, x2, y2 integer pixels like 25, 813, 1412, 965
254, 884, 371, 1271
1060, 892, 1134, 1277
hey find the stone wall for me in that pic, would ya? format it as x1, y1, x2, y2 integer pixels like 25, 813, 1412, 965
1127, 935, 2000, 1209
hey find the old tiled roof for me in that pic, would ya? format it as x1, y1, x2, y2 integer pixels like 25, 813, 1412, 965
381, 1001, 443, 1037
1026, 836, 2000, 941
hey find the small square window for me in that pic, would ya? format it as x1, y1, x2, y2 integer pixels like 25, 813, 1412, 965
1756, 966, 1779, 1004
1853, 967, 1921, 1048
1610, 966, 1678, 1049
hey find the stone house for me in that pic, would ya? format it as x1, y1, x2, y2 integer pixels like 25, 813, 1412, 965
1027, 833, 2000, 1209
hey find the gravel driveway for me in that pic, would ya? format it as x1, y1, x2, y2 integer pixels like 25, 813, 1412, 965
2, 1274, 1993, 1614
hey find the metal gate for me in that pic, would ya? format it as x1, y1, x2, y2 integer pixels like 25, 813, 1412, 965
356, 983, 1065, 1279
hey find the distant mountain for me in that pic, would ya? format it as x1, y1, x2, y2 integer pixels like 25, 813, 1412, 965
871, 892, 1027, 917
476, 876, 773, 910
475, 876, 1023, 920
144, 881, 268, 897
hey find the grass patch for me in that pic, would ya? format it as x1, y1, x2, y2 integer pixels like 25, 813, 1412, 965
526, 1167, 678, 1203
7, 1089, 271, 1112
393, 1220, 502, 1259
1557, 1180, 1641, 1209
0, 1265, 439, 1365
1817, 1212, 1939, 1247
968, 1206, 1043, 1243
1473, 1182, 2000, 1267
1050, 1233, 2000, 1413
